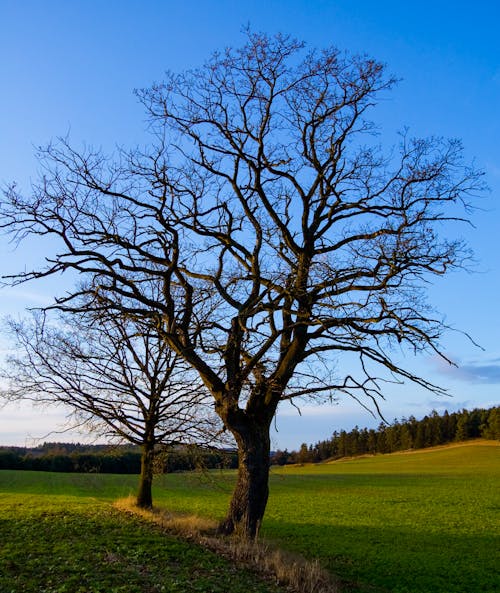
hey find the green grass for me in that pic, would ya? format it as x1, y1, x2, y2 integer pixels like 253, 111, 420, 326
263, 443, 500, 593
152, 441, 500, 593
0, 490, 282, 592
1, 441, 499, 593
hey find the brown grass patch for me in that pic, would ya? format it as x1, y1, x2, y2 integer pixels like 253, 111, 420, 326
114, 497, 340, 593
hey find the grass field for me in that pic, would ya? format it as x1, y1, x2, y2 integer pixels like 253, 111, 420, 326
1, 440, 499, 592
0, 482, 282, 592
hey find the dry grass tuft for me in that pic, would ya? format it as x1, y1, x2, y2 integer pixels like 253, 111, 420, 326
114, 497, 340, 593
222, 537, 339, 593
114, 496, 217, 536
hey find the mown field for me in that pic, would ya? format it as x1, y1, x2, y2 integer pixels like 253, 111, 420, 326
1, 440, 499, 593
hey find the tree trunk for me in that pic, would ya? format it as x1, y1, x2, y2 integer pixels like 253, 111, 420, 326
136, 442, 155, 508
218, 420, 271, 539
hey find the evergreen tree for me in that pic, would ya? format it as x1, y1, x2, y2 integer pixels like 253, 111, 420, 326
481, 407, 500, 439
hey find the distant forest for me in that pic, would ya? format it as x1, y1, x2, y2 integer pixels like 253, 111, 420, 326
0, 406, 498, 473
273, 406, 500, 465
0, 442, 238, 474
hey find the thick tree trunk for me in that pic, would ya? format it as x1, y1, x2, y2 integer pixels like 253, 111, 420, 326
218, 421, 271, 539
136, 442, 155, 508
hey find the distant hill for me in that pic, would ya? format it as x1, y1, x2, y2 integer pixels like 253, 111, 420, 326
271, 405, 499, 465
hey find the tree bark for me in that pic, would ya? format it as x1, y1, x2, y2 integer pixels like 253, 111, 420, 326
136, 441, 155, 508
218, 420, 271, 539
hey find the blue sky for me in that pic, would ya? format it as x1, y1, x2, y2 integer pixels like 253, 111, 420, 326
0, 0, 499, 449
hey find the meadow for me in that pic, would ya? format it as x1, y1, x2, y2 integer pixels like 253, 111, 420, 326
0, 486, 282, 593
1, 440, 498, 592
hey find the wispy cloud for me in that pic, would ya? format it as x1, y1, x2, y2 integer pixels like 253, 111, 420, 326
424, 399, 472, 411
0, 288, 53, 307
431, 355, 500, 384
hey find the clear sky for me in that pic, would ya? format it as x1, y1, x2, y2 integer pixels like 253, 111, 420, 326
0, 0, 499, 450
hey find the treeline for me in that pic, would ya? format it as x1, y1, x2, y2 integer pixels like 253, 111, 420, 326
2, 406, 498, 472
272, 406, 500, 465
0, 442, 238, 474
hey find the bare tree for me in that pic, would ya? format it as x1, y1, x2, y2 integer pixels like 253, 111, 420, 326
0, 32, 484, 536
1, 297, 218, 509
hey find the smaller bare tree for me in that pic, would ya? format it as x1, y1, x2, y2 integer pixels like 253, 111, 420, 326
1, 298, 219, 508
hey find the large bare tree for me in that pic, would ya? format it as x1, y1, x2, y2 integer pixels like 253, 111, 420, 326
1, 298, 217, 508
1, 32, 484, 536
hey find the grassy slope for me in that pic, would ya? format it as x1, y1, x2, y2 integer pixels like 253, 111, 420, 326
1, 441, 498, 593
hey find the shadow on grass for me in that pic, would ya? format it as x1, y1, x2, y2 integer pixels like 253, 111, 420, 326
261, 519, 500, 593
